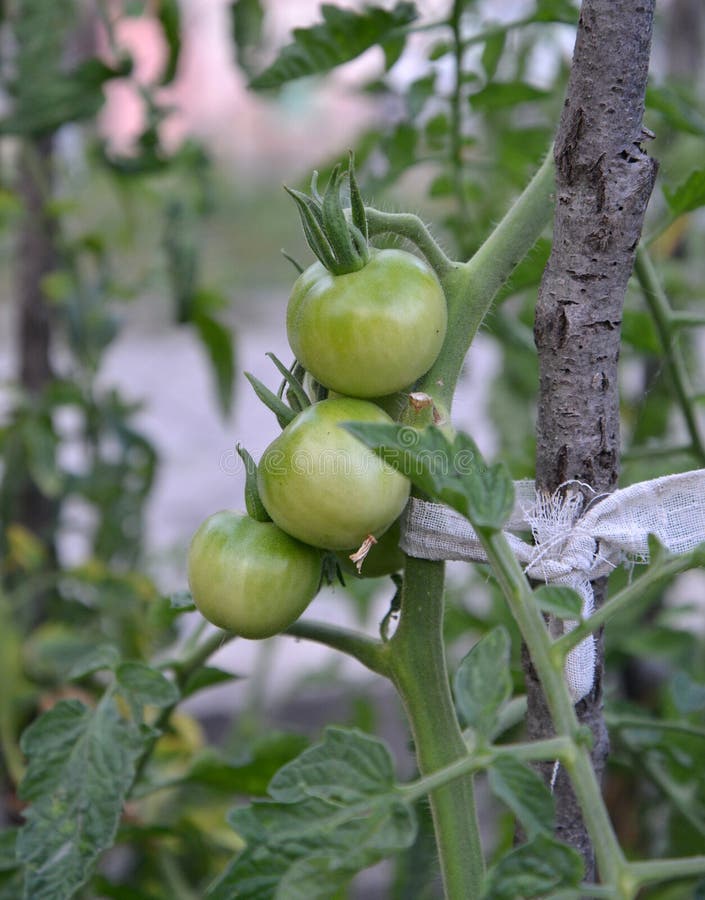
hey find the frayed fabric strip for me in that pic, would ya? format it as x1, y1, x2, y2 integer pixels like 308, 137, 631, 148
400, 469, 705, 703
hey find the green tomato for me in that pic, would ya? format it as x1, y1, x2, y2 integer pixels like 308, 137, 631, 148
287, 248, 447, 398
257, 398, 410, 550
187, 511, 322, 639
337, 518, 406, 578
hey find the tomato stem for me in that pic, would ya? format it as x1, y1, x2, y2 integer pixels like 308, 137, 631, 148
386, 555, 485, 899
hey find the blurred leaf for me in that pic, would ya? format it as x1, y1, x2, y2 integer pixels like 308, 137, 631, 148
194, 309, 236, 417
157, 0, 181, 84
671, 672, 705, 714
5, 524, 46, 571
344, 423, 514, 533
664, 169, 705, 217
181, 666, 240, 699
407, 73, 436, 119
209, 728, 416, 899
187, 732, 309, 795
17, 696, 149, 900
250, 3, 418, 89
169, 590, 196, 611
481, 834, 583, 899
647, 85, 705, 137
533, 585, 583, 619
0, 829, 18, 872
470, 82, 551, 111
231, 0, 265, 75
481, 31, 506, 80
532, 0, 579, 23
622, 309, 660, 354
116, 661, 180, 710
68, 644, 121, 680
488, 756, 555, 838
454, 626, 512, 738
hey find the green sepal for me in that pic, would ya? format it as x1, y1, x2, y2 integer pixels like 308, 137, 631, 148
281, 249, 305, 274
267, 353, 311, 413
284, 186, 338, 271
236, 445, 271, 523
348, 151, 369, 243
285, 156, 370, 275
322, 165, 363, 272
244, 372, 296, 428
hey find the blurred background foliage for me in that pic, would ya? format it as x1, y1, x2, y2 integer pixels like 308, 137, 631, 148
0, 0, 704, 897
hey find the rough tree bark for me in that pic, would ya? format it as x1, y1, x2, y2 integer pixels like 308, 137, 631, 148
529, 0, 658, 879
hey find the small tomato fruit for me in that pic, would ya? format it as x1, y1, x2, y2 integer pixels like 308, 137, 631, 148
187, 511, 322, 638
287, 248, 447, 398
257, 398, 410, 550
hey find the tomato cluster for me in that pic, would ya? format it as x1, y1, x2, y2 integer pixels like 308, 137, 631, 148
187, 160, 447, 638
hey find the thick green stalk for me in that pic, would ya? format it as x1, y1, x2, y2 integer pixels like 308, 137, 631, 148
554, 548, 704, 657
422, 151, 555, 408
387, 556, 485, 900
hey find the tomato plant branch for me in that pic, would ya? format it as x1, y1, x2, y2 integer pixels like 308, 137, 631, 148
386, 555, 485, 900
421, 150, 555, 408
481, 529, 626, 885
553, 545, 705, 656
634, 246, 705, 464
285, 619, 390, 677
630, 856, 705, 888
365, 207, 454, 276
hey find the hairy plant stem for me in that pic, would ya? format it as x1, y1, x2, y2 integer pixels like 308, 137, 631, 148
634, 247, 705, 463
387, 556, 484, 900
554, 546, 704, 655
364, 151, 556, 897
482, 530, 626, 885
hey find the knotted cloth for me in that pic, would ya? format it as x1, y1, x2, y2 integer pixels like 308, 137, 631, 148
400, 469, 705, 702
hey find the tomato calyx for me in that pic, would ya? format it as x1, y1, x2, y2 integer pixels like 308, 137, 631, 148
236, 445, 271, 523
285, 151, 370, 276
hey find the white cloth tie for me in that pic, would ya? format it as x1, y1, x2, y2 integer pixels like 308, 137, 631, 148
401, 469, 705, 702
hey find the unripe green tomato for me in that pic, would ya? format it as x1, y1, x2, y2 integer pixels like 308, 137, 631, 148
337, 518, 406, 578
287, 248, 447, 398
187, 511, 322, 639
257, 398, 410, 551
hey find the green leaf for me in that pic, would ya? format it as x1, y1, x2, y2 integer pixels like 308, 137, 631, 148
344, 423, 514, 533
0, 830, 19, 872
488, 756, 555, 838
647, 84, 705, 137
664, 168, 705, 217
533, 585, 583, 619
621, 309, 660, 354
481, 31, 506, 80
67, 644, 121, 680
532, 0, 579, 23
671, 671, 705, 714
470, 81, 551, 111
454, 626, 512, 738
157, 0, 181, 84
250, 3, 418, 90
116, 662, 180, 709
187, 732, 309, 795
231, 0, 265, 75
209, 728, 416, 899
194, 309, 236, 417
182, 665, 241, 699
169, 590, 196, 611
17, 697, 149, 900
481, 834, 584, 899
